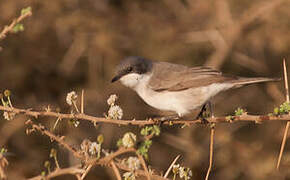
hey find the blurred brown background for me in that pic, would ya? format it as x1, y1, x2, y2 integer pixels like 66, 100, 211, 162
0, 0, 290, 179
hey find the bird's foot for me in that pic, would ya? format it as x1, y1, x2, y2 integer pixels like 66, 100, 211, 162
196, 112, 210, 124
200, 117, 210, 124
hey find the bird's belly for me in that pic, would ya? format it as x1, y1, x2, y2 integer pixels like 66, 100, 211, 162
136, 87, 204, 116
140, 91, 185, 112
135, 83, 233, 116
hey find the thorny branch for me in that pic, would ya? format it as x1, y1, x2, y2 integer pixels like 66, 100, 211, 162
25, 120, 84, 160
28, 166, 85, 180
2, 98, 287, 179
1, 105, 290, 127
25, 120, 166, 180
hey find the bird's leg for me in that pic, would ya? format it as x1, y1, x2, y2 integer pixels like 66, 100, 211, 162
208, 101, 213, 117
196, 103, 207, 119
196, 101, 212, 123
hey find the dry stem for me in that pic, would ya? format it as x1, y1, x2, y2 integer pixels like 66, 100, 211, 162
163, 155, 180, 178
80, 164, 92, 180
26, 120, 84, 160
205, 125, 215, 180
110, 161, 122, 180
137, 153, 151, 180
0, 154, 8, 180
276, 58, 290, 169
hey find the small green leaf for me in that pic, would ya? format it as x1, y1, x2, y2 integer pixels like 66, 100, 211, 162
143, 153, 148, 160
273, 107, 279, 115
141, 125, 161, 137
140, 127, 149, 136
273, 102, 290, 115
137, 139, 152, 159
144, 140, 152, 147
41, 171, 46, 176
226, 115, 231, 120
0, 148, 7, 154
116, 139, 123, 148
12, 23, 24, 33
279, 102, 290, 114
21, 6, 32, 15
234, 108, 245, 116
152, 125, 160, 136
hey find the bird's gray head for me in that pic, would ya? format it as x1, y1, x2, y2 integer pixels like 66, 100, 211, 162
111, 56, 153, 85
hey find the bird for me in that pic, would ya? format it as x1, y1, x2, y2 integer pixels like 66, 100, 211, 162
111, 56, 278, 117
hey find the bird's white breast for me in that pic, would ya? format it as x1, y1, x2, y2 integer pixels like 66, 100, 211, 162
120, 73, 143, 89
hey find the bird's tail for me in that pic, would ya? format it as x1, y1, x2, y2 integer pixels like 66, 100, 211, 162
229, 77, 280, 88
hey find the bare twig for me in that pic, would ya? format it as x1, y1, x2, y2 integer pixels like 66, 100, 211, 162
76, 174, 82, 180
163, 155, 180, 178
92, 147, 136, 166
276, 58, 290, 169
27, 166, 85, 180
137, 153, 151, 180
283, 59, 289, 102
110, 161, 122, 180
25, 120, 84, 160
80, 164, 92, 180
277, 123, 290, 169
81, 89, 84, 114
205, 124, 215, 180
0, 154, 8, 180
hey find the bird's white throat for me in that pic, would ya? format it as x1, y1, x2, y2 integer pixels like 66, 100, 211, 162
120, 73, 150, 89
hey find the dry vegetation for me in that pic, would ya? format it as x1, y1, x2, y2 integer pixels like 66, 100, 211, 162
0, 0, 290, 180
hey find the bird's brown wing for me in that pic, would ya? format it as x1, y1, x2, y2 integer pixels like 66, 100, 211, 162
148, 62, 235, 91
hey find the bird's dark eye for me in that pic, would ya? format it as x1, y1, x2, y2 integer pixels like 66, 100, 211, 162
127, 67, 133, 72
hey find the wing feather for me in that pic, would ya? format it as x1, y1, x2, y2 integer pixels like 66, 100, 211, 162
148, 62, 235, 91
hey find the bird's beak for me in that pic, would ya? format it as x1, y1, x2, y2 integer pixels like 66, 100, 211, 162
111, 74, 121, 83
